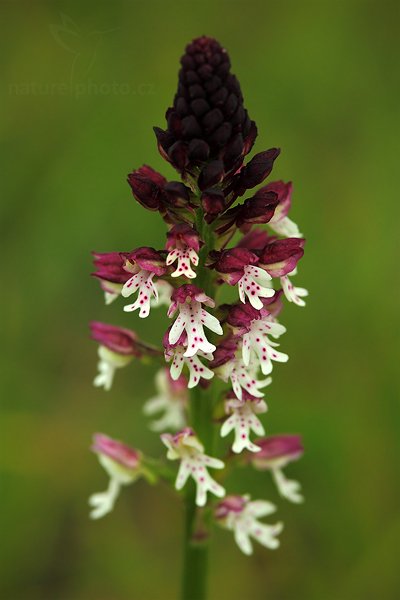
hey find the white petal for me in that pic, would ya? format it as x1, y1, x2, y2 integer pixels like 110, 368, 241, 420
175, 460, 192, 490
169, 315, 187, 345
234, 526, 253, 555
201, 310, 223, 335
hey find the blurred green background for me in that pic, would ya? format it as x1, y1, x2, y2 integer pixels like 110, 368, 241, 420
1, 0, 399, 598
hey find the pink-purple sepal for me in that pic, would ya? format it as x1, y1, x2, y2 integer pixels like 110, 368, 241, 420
91, 433, 141, 469
209, 248, 259, 285
258, 238, 305, 277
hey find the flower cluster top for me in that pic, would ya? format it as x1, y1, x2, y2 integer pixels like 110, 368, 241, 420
89, 36, 307, 556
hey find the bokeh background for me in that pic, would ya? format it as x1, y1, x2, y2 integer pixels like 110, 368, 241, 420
1, 0, 399, 598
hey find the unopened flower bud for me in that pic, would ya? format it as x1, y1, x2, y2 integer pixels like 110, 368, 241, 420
265, 180, 302, 238
229, 148, 280, 196
127, 165, 167, 211
92, 251, 131, 304
89, 433, 144, 519
250, 435, 304, 503
90, 322, 158, 390
258, 238, 305, 278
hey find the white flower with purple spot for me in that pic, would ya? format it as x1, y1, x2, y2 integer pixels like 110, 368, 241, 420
122, 271, 158, 318
172, 348, 214, 389
215, 495, 283, 555
166, 223, 200, 279
221, 393, 267, 453
281, 268, 308, 307
93, 346, 132, 391
120, 247, 167, 318
161, 428, 225, 507
168, 285, 223, 358
242, 317, 288, 376
212, 337, 272, 401
238, 265, 275, 309
167, 248, 199, 279
143, 368, 187, 432
257, 238, 308, 308
212, 247, 275, 311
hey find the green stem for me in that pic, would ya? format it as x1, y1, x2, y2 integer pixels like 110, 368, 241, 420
181, 491, 209, 600
180, 206, 216, 600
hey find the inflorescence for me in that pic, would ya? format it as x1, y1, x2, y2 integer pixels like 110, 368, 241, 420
89, 36, 307, 556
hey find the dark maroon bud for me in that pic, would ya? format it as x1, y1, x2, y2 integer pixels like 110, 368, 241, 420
182, 115, 202, 138
210, 247, 259, 285
201, 188, 225, 222
223, 133, 244, 170
127, 165, 166, 211
164, 181, 191, 207
154, 36, 257, 176
188, 139, 210, 161
210, 87, 228, 106
224, 92, 238, 117
202, 108, 224, 134
175, 97, 189, 115
209, 336, 239, 368
124, 247, 167, 276
243, 121, 258, 156
90, 322, 160, 359
190, 98, 210, 117
92, 251, 131, 284
236, 228, 272, 251
189, 84, 206, 99
90, 322, 141, 357
168, 141, 188, 170
166, 224, 200, 253
198, 64, 213, 80
213, 204, 241, 237
258, 238, 305, 277
236, 190, 279, 228
232, 148, 280, 196
181, 54, 195, 69
185, 70, 200, 85
153, 127, 174, 159
209, 122, 232, 148
227, 302, 260, 332
198, 160, 224, 191
261, 289, 284, 318
204, 75, 221, 94
167, 110, 182, 137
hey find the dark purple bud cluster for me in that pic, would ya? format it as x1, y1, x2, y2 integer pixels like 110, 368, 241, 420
154, 36, 257, 182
